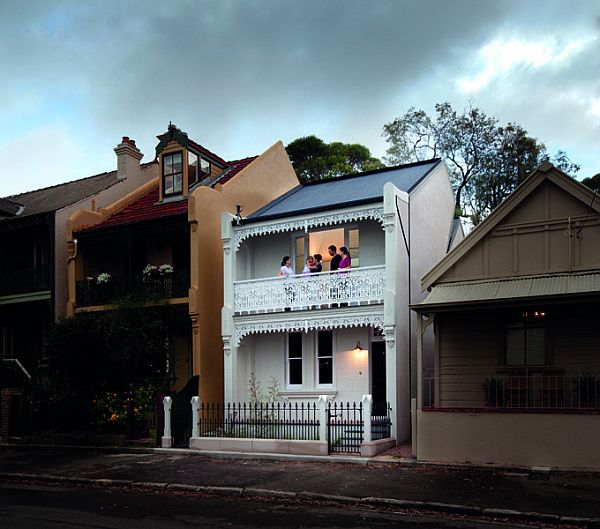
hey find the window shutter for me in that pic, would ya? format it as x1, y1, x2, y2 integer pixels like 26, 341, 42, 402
506, 325, 525, 366
525, 326, 545, 365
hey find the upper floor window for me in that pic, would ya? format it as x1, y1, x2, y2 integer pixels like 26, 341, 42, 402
163, 152, 183, 196
188, 152, 211, 189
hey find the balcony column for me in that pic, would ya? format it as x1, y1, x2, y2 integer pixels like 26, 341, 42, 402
222, 213, 237, 403
223, 335, 238, 403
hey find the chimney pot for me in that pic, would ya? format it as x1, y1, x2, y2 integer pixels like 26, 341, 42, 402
122, 136, 129, 143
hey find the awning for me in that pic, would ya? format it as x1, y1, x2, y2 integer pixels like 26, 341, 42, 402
414, 272, 600, 311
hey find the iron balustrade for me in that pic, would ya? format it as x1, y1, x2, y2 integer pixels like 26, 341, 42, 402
197, 401, 320, 440
233, 265, 385, 314
0, 266, 51, 296
76, 269, 190, 307
422, 365, 600, 411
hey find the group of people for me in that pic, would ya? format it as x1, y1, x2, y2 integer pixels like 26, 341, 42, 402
279, 245, 351, 277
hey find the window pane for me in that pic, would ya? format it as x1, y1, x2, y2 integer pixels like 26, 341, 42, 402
172, 152, 182, 172
164, 155, 173, 175
288, 332, 302, 358
174, 174, 183, 193
317, 331, 332, 357
164, 175, 174, 195
188, 152, 198, 186
295, 236, 305, 274
348, 228, 359, 268
526, 326, 545, 365
200, 157, 210, 176
506, 324, 524, 366
289, 359, 302, 385
318, 358, 333, 384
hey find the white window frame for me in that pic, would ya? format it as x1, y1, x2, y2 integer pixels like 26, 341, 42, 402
315, 330, 335, 388
286, 331, 304, 388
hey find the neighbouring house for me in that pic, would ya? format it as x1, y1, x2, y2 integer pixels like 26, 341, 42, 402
0, 138, 156, 438
412, 162, 600, 470
218, 159, 459, 452
67, 125, 298, 405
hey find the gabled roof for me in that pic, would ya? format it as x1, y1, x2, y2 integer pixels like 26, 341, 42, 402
155, 124, 228, 166
244, 159, 441, 223
421, 162, 600, 290
76, 157, 257, 233
0, 170, 121, 223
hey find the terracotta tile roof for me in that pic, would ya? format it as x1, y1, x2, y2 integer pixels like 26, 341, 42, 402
213, 156, 257, 186
77, 155, 257, 233
76, 185, 187, 233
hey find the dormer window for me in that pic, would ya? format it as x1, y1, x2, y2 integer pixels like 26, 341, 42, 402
188, 152, 212, 188
163, 152, 183, 195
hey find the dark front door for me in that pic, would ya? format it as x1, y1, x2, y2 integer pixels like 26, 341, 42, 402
371, 341, 386, 406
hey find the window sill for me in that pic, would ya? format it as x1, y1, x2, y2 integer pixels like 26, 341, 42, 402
280, 390, 338, 398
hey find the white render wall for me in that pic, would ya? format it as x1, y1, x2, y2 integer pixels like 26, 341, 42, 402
235, 327, 371, 403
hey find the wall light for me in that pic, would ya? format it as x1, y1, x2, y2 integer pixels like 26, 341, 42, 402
354, 341, 363, 354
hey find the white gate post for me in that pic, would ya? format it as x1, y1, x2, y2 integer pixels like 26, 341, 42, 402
191, 396, 200, 439
162, 396, 173, 448
317, 395, 329, 443
362, 394, 372, 444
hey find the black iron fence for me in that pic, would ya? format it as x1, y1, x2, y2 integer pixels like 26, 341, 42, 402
327, 401, 363, 454
76, 269, 190, 306
371, 402, 392, 440
197, 401, 320, 440
0, 266, 51, 296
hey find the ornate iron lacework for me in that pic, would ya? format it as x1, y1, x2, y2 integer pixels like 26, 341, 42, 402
234, 266, 385, 314
233, 312, 384, 348
234, 206, 385, 250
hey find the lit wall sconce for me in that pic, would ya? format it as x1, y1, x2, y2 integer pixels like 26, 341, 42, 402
354, 341, 363, 354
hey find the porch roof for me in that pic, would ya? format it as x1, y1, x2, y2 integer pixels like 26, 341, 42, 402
413, 272, 600, 311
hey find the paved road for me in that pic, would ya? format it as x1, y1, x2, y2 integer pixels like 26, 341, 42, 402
0, 482, 541, 529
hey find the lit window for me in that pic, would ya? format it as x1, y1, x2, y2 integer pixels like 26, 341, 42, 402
317, 331, 333, 385
287, 332, 303, 386
163, 152, 183, 196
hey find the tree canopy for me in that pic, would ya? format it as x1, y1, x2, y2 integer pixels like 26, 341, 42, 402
581, 173, 600, 193
286, 135, 384, 183
383, 102, 580, 224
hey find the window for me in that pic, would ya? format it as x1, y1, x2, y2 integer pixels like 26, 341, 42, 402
200, 156, 211, 178
347, 228, 359, 268
287, 332, 303, 386
317, 331, 333, 385
505, 311, 547, 366
188, 152, 198, 187
294, 236, 305, 274
162, 152, 183, 196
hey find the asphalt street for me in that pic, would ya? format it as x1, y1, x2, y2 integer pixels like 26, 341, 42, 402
0, 482, 545, 529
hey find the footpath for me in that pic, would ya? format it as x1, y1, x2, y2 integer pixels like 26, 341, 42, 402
1, 445, 600, 527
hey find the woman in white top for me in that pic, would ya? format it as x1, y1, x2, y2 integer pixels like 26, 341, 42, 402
279, 256, 295, 277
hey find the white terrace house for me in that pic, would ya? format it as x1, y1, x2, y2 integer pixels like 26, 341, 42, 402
220, 160, 459, 445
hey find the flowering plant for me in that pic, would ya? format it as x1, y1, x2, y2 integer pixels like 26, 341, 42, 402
96, 272, 111, 284
143, 264, 173, 282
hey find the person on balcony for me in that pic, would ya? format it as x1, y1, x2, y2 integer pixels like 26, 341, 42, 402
328, 245, 342, 271
302, 256, 317, 274
339, 247, 351, 269
279, 256, 294, 277
313, 254, 323, 273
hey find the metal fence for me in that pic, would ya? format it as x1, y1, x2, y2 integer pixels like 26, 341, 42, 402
197, 401, 320, 440
327, 401, 363, 454
371, 402, 392, 440
423, 366, 600, 411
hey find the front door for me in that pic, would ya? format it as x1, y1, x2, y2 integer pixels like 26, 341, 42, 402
371, 341, 386, 406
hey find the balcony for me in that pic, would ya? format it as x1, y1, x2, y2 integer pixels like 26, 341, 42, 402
76, 269, 190, 307
0, 266, 51, 296
233, 265, 385, 315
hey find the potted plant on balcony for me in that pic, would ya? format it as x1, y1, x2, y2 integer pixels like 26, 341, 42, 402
483, 377, 505, 408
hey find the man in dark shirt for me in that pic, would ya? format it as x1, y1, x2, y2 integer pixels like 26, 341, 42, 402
328, 245, 341, 271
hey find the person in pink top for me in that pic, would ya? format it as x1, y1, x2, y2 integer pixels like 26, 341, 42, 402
339, 246, 351, 269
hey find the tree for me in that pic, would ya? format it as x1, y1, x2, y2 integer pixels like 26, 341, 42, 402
383, 103, 580, 224
286, 135, 384, 183
581, 173, 600, 192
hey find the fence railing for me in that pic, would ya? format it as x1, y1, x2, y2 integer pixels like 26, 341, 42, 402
76, 269, 190, 307
0, 265, 51, 296
197, 401, 320, 440
423, 366, 600, 411
163, 396, 393, 453
233, 265, 385, 314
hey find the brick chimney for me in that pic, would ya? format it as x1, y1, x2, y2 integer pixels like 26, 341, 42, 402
114, 136, 143, 181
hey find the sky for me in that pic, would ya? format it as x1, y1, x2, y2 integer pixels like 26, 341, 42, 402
1, 0, 599, 197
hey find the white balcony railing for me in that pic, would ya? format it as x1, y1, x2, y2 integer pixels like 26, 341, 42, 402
233, 265, 385, 314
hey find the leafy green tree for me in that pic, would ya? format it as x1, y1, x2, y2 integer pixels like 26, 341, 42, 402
286, 135, 384, 183
383, 103, 580, 224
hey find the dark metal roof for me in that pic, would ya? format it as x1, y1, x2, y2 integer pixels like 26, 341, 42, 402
0, 197, 23, 217
245, 159, 440, 223
1, 170, 121, 223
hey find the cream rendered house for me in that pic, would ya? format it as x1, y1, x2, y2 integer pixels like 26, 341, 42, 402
413, 162, 600, 470
221, 159, 458, 443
